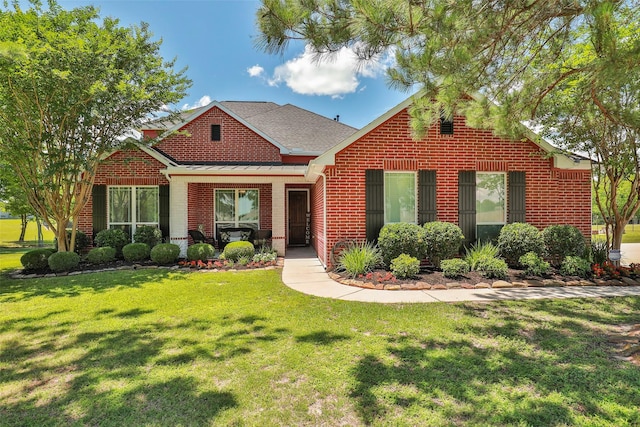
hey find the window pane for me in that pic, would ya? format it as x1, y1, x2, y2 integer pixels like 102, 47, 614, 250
109, 187, 131, 223
238, 190, 259, 222
385, 173, 415, 223
137, 187, 159, 223
476, 173, 506, 224
215, 190, 235, 222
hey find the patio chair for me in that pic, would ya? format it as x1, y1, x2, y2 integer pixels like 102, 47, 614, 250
253, 229, 272, 248
188, 229, 216, 246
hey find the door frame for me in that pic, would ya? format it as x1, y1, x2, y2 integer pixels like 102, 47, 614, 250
287, 188, 310, 246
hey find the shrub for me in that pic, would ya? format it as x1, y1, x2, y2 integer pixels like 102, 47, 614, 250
337, 240, 382, 278
253, 246, 278, 263
122, 243, 151, 262
423, 221, 465, 268
95, 228, 129, 257
497, 223, 544, 267
236, 256, 250, 266
223, 241, 255, 262
464, 241, 500, 270
560, 256, 591, 278
519, 251, 551, 277
476, 257, 508, 279
542, 225, 587, 266
20, 248, 56, 271
150, 243, 180, 265
54, 229, 90, 254
48, 251, 80, 272
390, 254, 421, 279
590, 239, 609, 265
187, 243, 215, 262
133, 225, 163, 248
441, 258, 470, 278
378, 223, 427, 267
86, 247, 116, 264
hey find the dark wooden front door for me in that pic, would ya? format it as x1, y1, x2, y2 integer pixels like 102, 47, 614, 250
288, 191, 308, 246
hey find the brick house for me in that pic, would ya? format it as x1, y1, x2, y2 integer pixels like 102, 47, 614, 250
78, 96, 592, 266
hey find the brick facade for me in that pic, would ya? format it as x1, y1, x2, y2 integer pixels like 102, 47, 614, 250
315, 108, 591, 266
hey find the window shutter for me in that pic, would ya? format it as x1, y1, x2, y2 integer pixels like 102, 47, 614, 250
508, 171, 526, 223
159, 185, 170, 241
418, 170, 437, 224
365, 170, 384, 242
92, 185, 107, 240
458, 171, 476, 246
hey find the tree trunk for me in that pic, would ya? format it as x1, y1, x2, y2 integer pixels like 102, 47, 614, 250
56, 221, 69, 252
36, 217, 43, 247
18, 214, 27, 241
610, 218, 626, 266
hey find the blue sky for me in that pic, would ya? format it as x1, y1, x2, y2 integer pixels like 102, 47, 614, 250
53, 0, 411, 129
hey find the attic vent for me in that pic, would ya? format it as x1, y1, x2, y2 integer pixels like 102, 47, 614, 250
440, 116, 454, 135
211, 124, 221, 141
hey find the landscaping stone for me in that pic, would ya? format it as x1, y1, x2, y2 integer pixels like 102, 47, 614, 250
492, 280, 512, 288
431, 284, 447, 290
621, 277, 638, 286
446, 282, 462, 289
565, 280, 582, 286
474, 282, 491, 289
525, 279, 545, 287
415, 282, 432, 290
384, 284, 401, 290
512, 281, 528, 288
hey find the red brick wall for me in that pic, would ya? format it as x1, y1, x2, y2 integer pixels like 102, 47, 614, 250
77, 149, 170, 239
153, 106, 282, 163
319, 108, 592, 266
186, 183, 272, 244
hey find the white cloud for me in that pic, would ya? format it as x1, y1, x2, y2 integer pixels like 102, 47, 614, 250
247, 64, 265, 77
252, 44, 392, 98
181, 95, 212, 110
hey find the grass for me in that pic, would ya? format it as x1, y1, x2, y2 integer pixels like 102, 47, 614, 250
593, 224, 640, 244
0, 218, 55, 247
1, 257, 639, 426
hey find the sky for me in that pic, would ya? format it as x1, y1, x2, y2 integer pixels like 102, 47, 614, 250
51, 0, 411, 129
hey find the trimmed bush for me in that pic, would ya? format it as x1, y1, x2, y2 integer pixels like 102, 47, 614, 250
223, 241, 255, 262
542, 225, 587, 266
423, 221, 465, 268
48, 251, 80, 273
464, 241, 500, 271
55, 229, 90, 254
337, 240, 382, 278
441, 258, 470, 278
95, 228, 129, 257
390, 254, 421, 279
187, 243, 215, 262
519, 251, 551, 277
20, 248, 56, 271
497, 223, 544, 267
378, 223, 427, 267
133, 225, 163, 248
86, 247, 117, 264
122, 243, 151, 262
150, 243, 180, 265
476, 257, 508, 279
560, 256, 591, 278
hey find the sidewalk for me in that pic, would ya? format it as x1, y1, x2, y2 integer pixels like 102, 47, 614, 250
282, 247, 640, 303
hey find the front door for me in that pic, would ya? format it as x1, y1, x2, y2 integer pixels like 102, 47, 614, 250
288, 190, 308, 246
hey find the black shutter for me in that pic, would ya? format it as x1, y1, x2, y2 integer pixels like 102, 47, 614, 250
458, 171, 476, 246
365, 170, 385, 242
418, 170, 437, 224
92, 185, 107, 241
159, 185, 170, 241
508, 171, 526, 223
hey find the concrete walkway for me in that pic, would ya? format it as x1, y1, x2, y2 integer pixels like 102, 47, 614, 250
282, 247, 640, 303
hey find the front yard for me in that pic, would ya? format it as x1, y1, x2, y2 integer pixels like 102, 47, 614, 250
1, 254, 640, 426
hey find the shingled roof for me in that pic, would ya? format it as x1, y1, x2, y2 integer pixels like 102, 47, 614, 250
142, 101, 357, 155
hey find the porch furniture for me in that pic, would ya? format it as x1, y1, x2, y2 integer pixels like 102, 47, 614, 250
217, 227, 255, 250
188, 229, 216, 246
253, 229, 272, 248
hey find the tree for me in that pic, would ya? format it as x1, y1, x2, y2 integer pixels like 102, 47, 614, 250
256, 0, 640, 254
0, 1, 191, 252
0, 160, 35, 242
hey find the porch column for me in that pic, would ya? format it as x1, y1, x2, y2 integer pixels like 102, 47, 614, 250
169, 179, 189, 258
271, 181, 286, 256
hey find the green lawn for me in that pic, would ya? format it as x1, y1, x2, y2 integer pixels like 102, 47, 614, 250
1, 260, 639, 426
593, 224, 640, 243
0, 218, 55, 247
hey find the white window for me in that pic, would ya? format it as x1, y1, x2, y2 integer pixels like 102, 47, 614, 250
215, 189, 259, 231
108, 186, 159, 239
476, 172, 506, 240
384, 172, 416, 223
